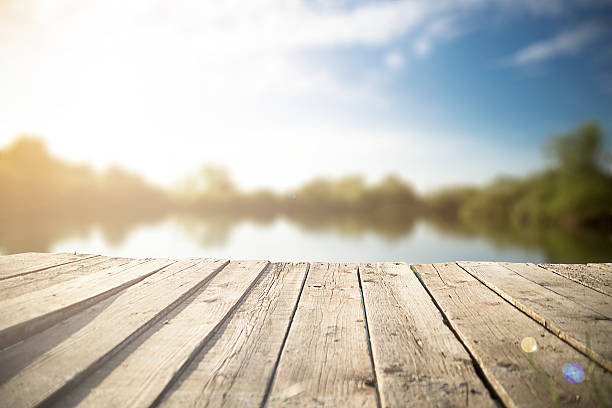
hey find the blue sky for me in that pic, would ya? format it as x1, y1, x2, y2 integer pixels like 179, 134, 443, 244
0, 0, 611, 191
297, 3, 612, 146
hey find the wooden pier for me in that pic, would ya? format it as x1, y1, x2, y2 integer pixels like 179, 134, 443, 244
0, 253, 610, 407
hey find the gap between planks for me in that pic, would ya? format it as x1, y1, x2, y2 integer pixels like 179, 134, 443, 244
414, 263, 611, 408
0, 258, 229, 408
258, 263, 311, 408
458, 261, 612, 372
0, 253, 101, 281
356, 265, 382, 408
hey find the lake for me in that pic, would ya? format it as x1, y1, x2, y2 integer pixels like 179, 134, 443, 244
2, 212, 608, 263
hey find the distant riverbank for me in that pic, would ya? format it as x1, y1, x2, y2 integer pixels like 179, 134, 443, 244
1, 122, 610, 261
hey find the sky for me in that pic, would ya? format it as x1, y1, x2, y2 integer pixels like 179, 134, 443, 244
1, 0, 611, 192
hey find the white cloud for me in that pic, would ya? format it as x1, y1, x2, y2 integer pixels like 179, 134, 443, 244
385, 51, 405, 69
413, 17, 459, 57
504, 23, 607, 66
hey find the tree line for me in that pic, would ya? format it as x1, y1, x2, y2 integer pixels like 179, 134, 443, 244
1, 122, 610, 233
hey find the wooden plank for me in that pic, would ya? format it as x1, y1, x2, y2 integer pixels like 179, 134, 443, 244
159, 262, 309, 408
459, 261, 612, 371
588, 263, 612, 273
0, 258, 172, 349
540, 263, 612, 296
0, 258, 228, 408
267, 263, 377, 407
501, 263, 611, 318
0, 252, 98, 280
414, 263, 612, 408
57, 260, 270, 408
360, 262, 494, 407
0, 292, 121, 386
0, 256, 133, 301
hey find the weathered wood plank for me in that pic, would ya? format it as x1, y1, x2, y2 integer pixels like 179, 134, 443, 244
0, 256, 133, 301
459, 261, 612, 371
0, 258, 228, 408
360, 262, 494, 407
588, 263, 612, 273
159, 262, 309, 408
0, 252, 98, 281
501, 263, 611, 318
540, 263, 612, 296
0, 258, 173, 349
267, 263, 377, 407
57, 260, 269, 408
414, 263, 612, 408
0, 291, 121, 386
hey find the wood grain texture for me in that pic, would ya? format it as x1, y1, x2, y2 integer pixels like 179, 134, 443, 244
267, 263, 377, 407
0, 256, 133, 301
0, 258, 173, 349
459, 261, 612, 371
540, 263, 612, 296
414, 262, 612, 408
159, 262, 309, 408
1, 252, 610, 407
0, 252, 98, 280
360, 262, 494, 407
0, 258, 228, 408
500, 263, 611, 318
588, 263, 612, 273
57, 260, 269, 408
0, 291, 123, 386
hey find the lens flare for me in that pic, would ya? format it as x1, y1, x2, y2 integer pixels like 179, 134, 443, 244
521, 337, 537, 353
563, 362, 585, 384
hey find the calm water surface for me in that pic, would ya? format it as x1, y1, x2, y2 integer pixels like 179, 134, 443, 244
3, 212, 609, 262
39, 216, 545, 263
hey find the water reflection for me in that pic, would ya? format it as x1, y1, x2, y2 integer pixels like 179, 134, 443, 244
1, 211, 609, 263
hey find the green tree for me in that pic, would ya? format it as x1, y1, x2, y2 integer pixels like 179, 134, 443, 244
544, 122, 609, 174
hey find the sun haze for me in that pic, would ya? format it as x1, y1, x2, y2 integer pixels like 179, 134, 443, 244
1, 0, 610, 191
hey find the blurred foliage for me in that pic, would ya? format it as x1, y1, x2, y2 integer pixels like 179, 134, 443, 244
544, 122, 608, 174
423, 122, 612, 262
0, 123, 610, 261
436, 122, 612, 230
0, 135, 169, 217
176, 164, 237, 201
287, 174, 421, 216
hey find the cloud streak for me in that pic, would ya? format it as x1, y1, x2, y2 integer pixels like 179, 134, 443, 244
504, 23, 608, 66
